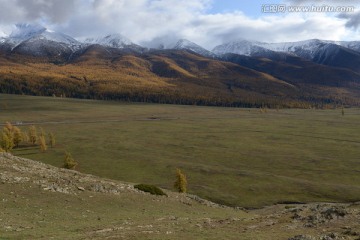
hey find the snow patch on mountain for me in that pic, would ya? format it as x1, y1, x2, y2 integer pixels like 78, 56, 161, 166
172, 39, 215, 57
213, 39, 340, 60
9, 23, 46, 43
4, 23, 81, 50
213, 40, 273, 56
85, 34, 133, 48
326, 40, 360, 53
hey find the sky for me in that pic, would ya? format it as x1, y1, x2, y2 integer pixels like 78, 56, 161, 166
0, 0, 360, 50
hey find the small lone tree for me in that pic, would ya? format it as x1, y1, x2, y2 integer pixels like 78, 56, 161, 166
28, 125, 37, 145
48, 132, 56, 148
39, 135, 47, 153
64, 152, 78, 170
174, 168, 187, 193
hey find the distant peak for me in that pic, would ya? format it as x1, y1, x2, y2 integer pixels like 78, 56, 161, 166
10, 23, 46, 38
172, 39, 215, 57
176, 39, 192, 44
173, 39, 200, 49
85, 33, 133, 48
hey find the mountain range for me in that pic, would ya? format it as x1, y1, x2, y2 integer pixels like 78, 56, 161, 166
0, 24, 360, 108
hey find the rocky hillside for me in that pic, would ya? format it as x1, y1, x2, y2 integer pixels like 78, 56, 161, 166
0, 153, 359, 239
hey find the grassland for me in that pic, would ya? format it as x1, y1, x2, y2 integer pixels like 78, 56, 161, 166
1, 94, 359, 208
3, 153, 359, 239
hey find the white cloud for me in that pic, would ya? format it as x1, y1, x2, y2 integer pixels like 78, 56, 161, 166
0, 0, 359, 49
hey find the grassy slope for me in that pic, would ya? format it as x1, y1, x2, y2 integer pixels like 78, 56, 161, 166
1, 94, 360, 208
3, 154, 358, 240
0, 154, 252, 240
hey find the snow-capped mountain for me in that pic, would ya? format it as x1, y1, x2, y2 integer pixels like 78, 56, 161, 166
213, 39, 360, 60
172, 39, 215, 57
4, 23, 81, 50
1, 22, 360, 69
213, 39, 332, 59
328, 40, 360, 53
85, 34, 133, 48
213, 39, 360, 74
84, 34, 146, 53
213, 40, 278, 57
0, 24, 82, 59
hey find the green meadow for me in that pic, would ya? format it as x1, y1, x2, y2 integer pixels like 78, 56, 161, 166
1, 94, 359, 208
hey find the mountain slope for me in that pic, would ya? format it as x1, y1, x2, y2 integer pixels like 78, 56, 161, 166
0, 24, 81, 61
213, 40, 276, 57
84, 34, 144, 52
173, 39, 215, 58
5, 23, 80, 50
85, 34, 132, 47
0, 27, 360, 107
214, 39, 360, 74
1, 45, 359, 107
221, 53, 360, 87
0, 46, 307, 107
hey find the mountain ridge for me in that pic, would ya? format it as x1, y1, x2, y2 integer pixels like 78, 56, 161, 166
3, 24, 360, 60
0, 24, 360, 108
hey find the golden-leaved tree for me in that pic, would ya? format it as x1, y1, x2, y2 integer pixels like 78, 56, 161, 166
174, 168, 187, 193
28, 125, 37, 145
64, 152, 78, 170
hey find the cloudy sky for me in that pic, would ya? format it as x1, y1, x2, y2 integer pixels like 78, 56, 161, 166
0, 0, 360, 49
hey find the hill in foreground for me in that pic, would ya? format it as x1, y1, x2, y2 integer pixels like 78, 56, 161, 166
0, 153, 359, 239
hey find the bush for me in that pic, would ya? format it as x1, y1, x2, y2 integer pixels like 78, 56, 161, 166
134, 184, 167, 196
174, 168, 187, 193
63, 151, 78, 170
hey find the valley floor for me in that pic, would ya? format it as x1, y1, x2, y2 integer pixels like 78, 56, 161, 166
1, 94, 359, 208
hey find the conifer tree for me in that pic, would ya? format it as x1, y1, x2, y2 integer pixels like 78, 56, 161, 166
0, 131, 14, 152
12, 126, 23, 147
22, 132, 29, 143
39, 127, 45, 138
4, 122, 13, 132
174, 168, 187, 193
28, 125, 37, 145
64, 152, 78, 170
48, 132, 56, 148
39, 135, 47, 153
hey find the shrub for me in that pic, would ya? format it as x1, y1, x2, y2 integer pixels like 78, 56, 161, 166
174, 168, 187, 193
134, 184, 167, 196
64, 151, 78, 170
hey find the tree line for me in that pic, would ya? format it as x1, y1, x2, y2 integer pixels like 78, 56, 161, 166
0, 122, 55, 153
